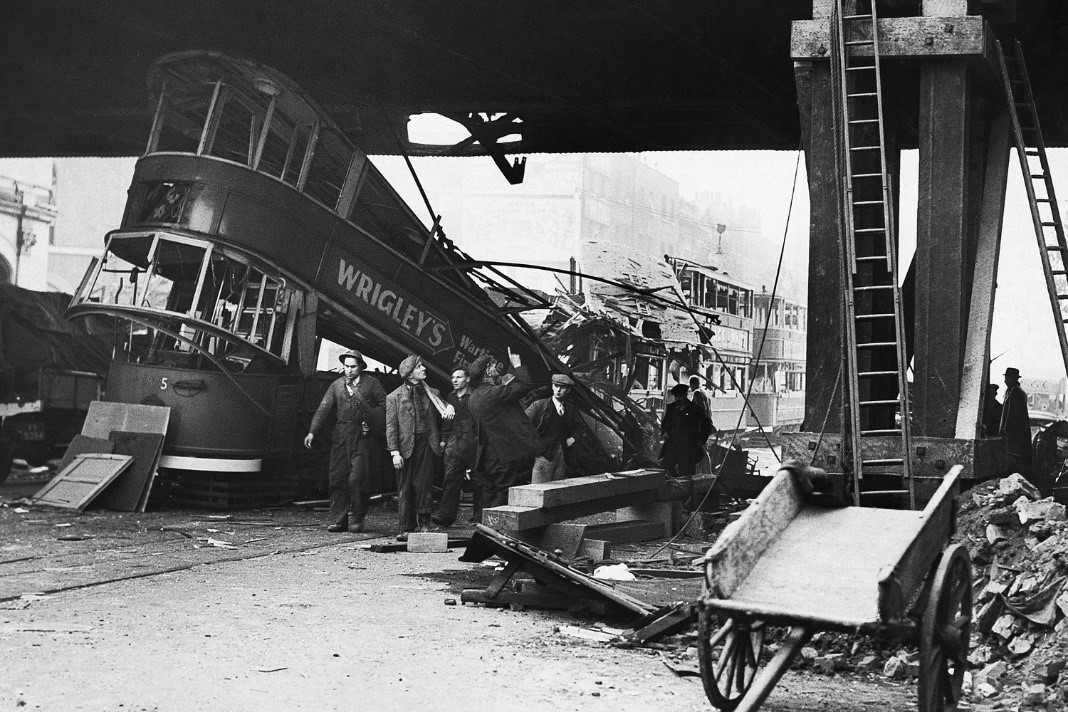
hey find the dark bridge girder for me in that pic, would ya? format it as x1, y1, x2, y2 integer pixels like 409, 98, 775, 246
1, 0, 1065, 160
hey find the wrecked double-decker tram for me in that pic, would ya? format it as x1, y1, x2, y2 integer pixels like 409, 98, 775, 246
67, 51, 640, 498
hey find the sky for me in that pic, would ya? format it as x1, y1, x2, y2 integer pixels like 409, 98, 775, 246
3, 146, 1066, 380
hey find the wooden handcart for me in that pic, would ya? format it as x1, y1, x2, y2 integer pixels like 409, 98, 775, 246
695, 462, 971, 712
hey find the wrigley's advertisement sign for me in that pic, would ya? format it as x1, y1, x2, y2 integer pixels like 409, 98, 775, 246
331, 252, 455, 353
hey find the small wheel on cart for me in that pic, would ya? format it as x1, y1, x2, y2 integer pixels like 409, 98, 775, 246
697, 605, 768, 711
919, 543, 972, 712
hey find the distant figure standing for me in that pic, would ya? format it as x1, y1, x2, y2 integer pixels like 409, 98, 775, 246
999, 367, 1034, 482
526, 374, 581, 484
467, 348, 539, 520
305, 351, 386, 533
982, 383, 1002, 438
660, 383, 712, 479
689, 375, 711, 421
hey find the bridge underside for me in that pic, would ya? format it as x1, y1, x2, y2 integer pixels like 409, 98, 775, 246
0, 1, 1065, 160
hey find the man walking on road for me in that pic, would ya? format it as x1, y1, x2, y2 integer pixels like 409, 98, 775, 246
433, 367, 477, 527
305, 351, 386, 533
467, 348, 539, 521
526, 374, 581, 484
387, 355, 448, 539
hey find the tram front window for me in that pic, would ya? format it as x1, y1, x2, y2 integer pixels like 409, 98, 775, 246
206, 89, 263, 166
79, 236, 152, 307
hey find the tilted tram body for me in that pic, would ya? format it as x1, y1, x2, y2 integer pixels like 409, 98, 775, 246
68, 51, 624, 488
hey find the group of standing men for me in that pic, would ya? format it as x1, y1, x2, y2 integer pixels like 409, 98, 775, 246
306, 347, 582, 537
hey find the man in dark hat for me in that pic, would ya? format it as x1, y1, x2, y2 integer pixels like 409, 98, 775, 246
525, 373, 581, 483
660, 382, 712, 479
306, 351, 386, 533
467, 348, 539, 521
999, 366, 1036, 486
386, 355, 448, 538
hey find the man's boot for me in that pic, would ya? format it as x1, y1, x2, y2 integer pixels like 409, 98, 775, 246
348, 512, 366, 533
417, 513, 437, 533
327, 513, 349, 533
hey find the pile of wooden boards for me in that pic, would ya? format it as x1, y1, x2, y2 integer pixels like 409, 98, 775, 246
482, 468, 680, 560
32, 402, 170, 513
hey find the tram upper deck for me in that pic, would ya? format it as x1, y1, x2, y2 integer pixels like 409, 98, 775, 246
68, 51, 552, 385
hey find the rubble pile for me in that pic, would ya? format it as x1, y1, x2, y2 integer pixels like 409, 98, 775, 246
954, 473, 1068, 709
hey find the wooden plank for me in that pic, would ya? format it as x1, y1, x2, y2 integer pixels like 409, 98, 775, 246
507, 469, 663, 508
92, 431, 166, 512
56, 435, 113, 473
32, 454, 134, 512
483, 489, 660, 531
955, 109, 1010, 439
585, 520, 666, 544
81, 402, 171, 439
791, 16, 988, 60
136, 432, 167, 512
877, 466, 962, 621
704, 468, 805, 600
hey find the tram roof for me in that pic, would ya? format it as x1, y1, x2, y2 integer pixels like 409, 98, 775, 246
0, 1, 1065, 159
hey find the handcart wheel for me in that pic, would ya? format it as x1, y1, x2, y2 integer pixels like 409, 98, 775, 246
697, 606, 767, 711
918, 543, 972, 712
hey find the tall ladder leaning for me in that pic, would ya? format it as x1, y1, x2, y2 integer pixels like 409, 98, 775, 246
996, 40, 1068, 379
830, 0, 916, 508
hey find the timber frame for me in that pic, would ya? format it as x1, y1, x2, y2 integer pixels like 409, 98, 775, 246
785, 0, 1017, 491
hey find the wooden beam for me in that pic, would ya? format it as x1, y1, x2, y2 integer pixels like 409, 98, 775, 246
956, 108, 1011, 439
794, 59, 843, 433
507, 469, 664, 508
914, 57, 982, 437
791, 16, 989, 60
483, 490, 659, 531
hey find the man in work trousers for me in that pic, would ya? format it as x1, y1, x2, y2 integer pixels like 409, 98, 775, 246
467, 348, 539, 521
999, 367, 1040, 491
433, 367, 478, 527
305, 351, 386, 533
386, 355, 448, 539
525, 373, 581, 484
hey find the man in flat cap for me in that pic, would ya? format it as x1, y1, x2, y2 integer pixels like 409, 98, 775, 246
386, 355, 449, 538
660, 382, 712, 480
999, 367, 1037, 488
525, 373, 582, 483
467, 348, 539, 522
306, 351, 386, 533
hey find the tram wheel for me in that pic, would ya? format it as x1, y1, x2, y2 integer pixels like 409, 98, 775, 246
918, 544, 972, 712
697, 606, 767, 711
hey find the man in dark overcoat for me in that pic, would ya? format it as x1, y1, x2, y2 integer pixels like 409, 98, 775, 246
525, 373, 581, 483
386, 355, 446, 538
433, 366, 478, 527
467, 348, 539, 521
1000, 366, 1037, 488
305, 351, 386, 533
660, 383, 712, 479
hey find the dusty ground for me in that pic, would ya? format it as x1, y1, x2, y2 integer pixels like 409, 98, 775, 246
1, 474, 929, 712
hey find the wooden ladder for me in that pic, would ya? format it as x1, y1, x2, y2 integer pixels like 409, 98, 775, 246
830, 0, 915, 508
996, 39, 1068, 379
